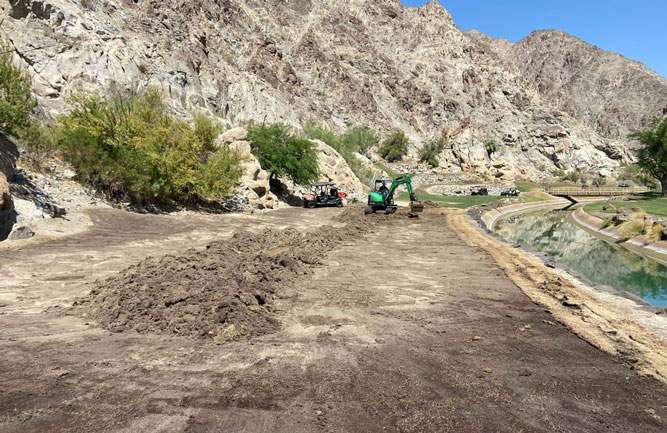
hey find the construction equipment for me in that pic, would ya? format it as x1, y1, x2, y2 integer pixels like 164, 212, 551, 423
303, 182, 347, 208
364, 174, 424, 215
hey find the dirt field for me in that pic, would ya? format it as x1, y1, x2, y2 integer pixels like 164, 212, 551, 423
1, 206, 666, 432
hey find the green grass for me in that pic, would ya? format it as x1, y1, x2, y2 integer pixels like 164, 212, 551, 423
516, 181, 540, 192
373, 161, 398, 178
395, 187, 544, 209
583, 202, 617, 214
584, 191, 667, 217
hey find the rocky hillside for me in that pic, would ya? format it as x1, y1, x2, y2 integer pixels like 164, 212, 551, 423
2, 0, 666, 181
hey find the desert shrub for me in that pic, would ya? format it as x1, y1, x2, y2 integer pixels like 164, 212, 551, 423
55, 88, 240, 204
592, 176, 607, 187
646, 223, 665, 244
17, 121, 58, 169
342, 126, 379, 156
380, 132, 409, 162
559, 171, 580, 183
484, 139, 498, 156
197, 146, 243, 198
418, 137, 446, 167
601, 218, 612, 229
0, 39, 36, 137
247, 123, 319, 185
617, 220, 644, 241
193, 112, 223, 152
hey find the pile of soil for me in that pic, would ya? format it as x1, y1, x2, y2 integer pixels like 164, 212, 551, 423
75, 206, 387, 342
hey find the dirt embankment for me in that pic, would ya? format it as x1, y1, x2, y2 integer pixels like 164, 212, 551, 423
448, 208, 667, 384
74, 207, 396, 342
2, 206, 667, 432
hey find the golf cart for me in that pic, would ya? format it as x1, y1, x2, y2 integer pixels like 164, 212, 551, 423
303, 182, 347, 208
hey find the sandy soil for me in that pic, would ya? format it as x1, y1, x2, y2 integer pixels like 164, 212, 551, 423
1, 206, 666, 432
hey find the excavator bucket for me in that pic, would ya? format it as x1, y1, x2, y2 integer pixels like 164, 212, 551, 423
409, 201, 424, 213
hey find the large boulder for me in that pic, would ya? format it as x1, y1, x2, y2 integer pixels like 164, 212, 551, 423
311, 140, 365, 194
0, 135, 18, 240
0, 173, 16, 240
0, 134, 19, 180
216, 129, 279, 210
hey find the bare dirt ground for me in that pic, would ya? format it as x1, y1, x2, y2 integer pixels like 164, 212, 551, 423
1, 206, 666, 432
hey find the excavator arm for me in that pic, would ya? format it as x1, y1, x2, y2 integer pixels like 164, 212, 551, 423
386, 175, 423, 213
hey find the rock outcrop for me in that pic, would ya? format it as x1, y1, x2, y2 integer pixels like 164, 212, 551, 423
312, 140, 365, 193
216, 127, 279, 210
2, 0, 665, 182
0, 134, 18, 239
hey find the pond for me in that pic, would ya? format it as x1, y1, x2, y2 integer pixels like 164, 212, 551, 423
493, 211, 667, 306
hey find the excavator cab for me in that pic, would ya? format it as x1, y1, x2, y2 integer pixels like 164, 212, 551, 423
365, 175, 424, 215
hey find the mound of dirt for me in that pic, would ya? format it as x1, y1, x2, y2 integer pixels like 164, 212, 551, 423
76, 206, 387, 342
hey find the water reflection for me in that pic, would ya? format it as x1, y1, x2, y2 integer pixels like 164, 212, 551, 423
494, 212, 667, 306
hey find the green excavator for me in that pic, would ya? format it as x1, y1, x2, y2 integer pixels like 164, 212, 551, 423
364, 174, 424, 215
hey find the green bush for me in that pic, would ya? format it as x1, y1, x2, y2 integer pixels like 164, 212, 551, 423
484, 139, 498, 156
418, 138, 446, 167
198, 147, 243, 198
193, 112, 223, 152
17, 121, 58, 169
601, 218, 612, 229
247, 123, 319, 185
591, 176, 607, 187
380, 132, 409, 162
342, 126, 379, 156
0, 39, 36, 137
55, 88, 240, 204
559, 171, 580, 183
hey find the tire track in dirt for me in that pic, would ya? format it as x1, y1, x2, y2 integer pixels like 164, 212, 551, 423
445, 207, 667, 384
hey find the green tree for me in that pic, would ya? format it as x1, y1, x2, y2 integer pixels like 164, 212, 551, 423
628, 117, 667, 196
380, 132, 409, 162
0, 40, 36, 137
619, 163, 658, 188
418, 137, 446, 167
55, 88, 240, 204
484, 139, 498, 157
342, 126, 379, 156
247, 123, 319, 185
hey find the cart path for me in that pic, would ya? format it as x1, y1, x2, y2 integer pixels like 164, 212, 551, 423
0, 207, 666, 432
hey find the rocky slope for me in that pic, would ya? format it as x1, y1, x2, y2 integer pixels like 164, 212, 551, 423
2, 0, 666, 181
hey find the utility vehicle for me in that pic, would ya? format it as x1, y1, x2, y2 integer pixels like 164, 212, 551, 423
303, 182, 347, 208
471, 186, 489, 196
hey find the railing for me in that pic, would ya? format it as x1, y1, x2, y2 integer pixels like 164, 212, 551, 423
545, 187, 650, 197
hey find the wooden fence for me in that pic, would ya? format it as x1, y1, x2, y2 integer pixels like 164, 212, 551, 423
544, 187, 650, 197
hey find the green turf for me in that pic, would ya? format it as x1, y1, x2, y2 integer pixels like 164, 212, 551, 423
372, 162, 398, 178
396, 187, 544, 209
583, 191, 667, 217
515, 181, 540, 192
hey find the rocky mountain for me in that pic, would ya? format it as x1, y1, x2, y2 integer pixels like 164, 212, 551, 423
2, 0, 666, 181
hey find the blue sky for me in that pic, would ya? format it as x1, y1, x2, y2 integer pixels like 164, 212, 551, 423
400, 1, 667, 79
